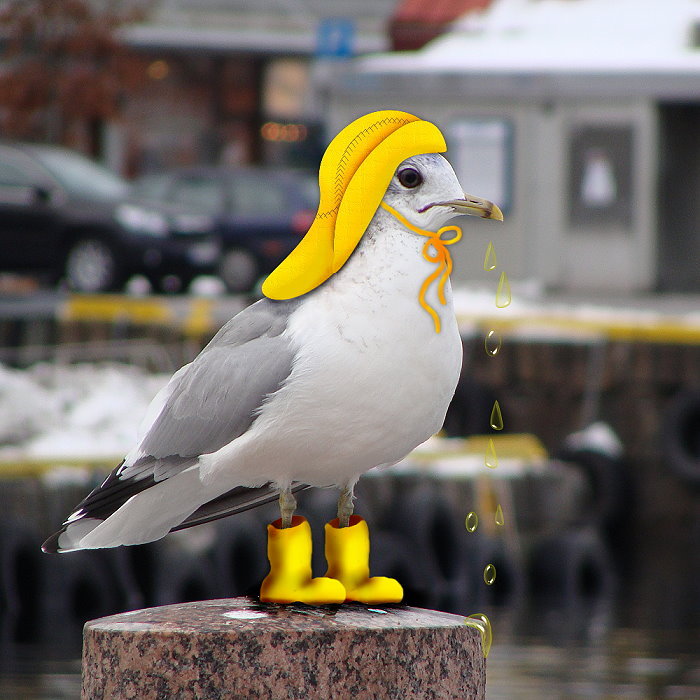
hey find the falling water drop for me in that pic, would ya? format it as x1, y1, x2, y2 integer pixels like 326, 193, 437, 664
464, 613, 492, 658
483, 564, 497, 586
495, 504, 504, 526
465, 511, 479, 532
484, 329, 502, 357
490, 400, 504, 431
495, 271, 512, 308
483, 241, 497, 271
485, 438, 498, 469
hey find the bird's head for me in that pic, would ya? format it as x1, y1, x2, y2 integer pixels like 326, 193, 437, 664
262, 110, 502, 301
382, 153, 503, 233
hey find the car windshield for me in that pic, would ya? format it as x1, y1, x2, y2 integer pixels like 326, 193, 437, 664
31, 146, 129, 200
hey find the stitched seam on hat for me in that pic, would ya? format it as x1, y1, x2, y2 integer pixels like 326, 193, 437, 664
316, 116, 411, 220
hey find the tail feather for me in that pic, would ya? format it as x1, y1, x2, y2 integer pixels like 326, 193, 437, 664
42, 478, 310, 553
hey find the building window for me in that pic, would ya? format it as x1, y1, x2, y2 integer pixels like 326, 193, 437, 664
568, 125, 634, 230
448, 118, 513, 214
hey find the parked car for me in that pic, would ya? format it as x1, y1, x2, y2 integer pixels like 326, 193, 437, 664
132, 167, 317, 292
0, 142, 220, 293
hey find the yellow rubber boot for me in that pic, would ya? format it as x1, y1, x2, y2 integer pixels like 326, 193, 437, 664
324, 515, 403, 604
260, 516, 346, 604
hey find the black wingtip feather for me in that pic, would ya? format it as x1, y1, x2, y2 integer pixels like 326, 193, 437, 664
170, 482, 310, 532
41, 530, 62, 554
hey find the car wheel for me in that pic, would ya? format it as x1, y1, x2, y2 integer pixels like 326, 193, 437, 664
65, 239, 121, 293
218, 248, 259, 293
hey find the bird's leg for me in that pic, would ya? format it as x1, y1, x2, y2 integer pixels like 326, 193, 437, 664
337, 485, 355, 528
279, 487, 297, 528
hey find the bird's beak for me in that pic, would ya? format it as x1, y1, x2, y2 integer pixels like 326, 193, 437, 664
423, 194, 504, 221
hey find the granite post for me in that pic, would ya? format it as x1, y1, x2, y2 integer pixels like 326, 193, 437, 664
81, 597, 486, 699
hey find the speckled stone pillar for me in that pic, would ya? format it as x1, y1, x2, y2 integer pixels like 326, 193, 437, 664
82, 597, 485, 699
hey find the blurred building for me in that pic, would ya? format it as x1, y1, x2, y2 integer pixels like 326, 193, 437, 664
321, 0, 700, 293
113, 0, 396, 175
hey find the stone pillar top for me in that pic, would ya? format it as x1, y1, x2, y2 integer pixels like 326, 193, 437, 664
83, 597, 486, 699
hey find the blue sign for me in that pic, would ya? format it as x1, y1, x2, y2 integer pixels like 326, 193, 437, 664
316, 18, 355, 59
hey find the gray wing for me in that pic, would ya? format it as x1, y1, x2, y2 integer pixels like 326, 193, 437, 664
43, 298, 301, 552
133, 297, 299, 470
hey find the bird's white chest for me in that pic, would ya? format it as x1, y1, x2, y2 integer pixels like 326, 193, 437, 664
290, 285, 461, 419
266, 240, 462, 483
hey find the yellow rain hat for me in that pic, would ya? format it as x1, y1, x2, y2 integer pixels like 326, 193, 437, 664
262, 110, 447, 300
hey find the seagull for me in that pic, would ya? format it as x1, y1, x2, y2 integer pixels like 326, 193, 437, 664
43, 111, 502, 604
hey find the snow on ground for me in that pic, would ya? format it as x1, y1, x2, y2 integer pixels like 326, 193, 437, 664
452, 282, 700, 341
0, 363, 169, 461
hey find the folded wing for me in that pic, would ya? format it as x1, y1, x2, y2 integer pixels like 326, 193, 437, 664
43, 299, 300, 553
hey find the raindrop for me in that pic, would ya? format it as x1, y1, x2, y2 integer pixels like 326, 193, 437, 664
464, 613, 492, 658
483, 564, 497, 586
495, 504, 504, 526
483, 241, 497, 271
485, 438, 498, 469
490, 400, 504, 431
495, 271, 512, 308
465, 511, 479, 532
484, 329, 502, 357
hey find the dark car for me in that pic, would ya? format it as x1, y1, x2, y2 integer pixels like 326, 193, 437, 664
132, 167, 317, 292
0, 142, 220, 292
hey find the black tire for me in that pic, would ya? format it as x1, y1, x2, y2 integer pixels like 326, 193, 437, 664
218, 248, 259, 293
528, 528, 614, 603
369, 531, 426, 607
64, 238, 122, 292
0, 521, 43, 623
467, 534, 526, 609
557, 447, 631, 529
146, 531, 220, 606
213, 512, 268, 598
443, 377, 498, 437
390, 484, 469, 610
41, 549, 123, 615
661, 390, 700, 487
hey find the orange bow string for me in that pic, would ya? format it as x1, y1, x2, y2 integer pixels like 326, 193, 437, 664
380, 202, 462, 333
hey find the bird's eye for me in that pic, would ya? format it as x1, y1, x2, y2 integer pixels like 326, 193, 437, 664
397, 167, 423, 189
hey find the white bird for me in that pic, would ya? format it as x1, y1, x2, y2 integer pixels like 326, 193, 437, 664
43, 111, 501, 604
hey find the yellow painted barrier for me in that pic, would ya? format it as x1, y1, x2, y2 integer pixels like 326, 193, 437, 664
458, 313, 700, 345
56, 294, 700, 346
182, 298, 216, 337
61, 295, 173, 324
410, 433, 548, 463
0, 457, 117, 479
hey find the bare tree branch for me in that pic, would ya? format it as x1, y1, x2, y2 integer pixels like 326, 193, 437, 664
0, 0, 149, 146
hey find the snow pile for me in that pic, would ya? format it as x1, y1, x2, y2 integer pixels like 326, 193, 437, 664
0, 365, 57, 445
0, 363, 169, 460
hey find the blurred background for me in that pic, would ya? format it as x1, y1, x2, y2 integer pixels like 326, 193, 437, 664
0, 0, 699, 698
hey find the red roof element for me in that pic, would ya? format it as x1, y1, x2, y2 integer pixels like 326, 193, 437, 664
389, 0, 493, 51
